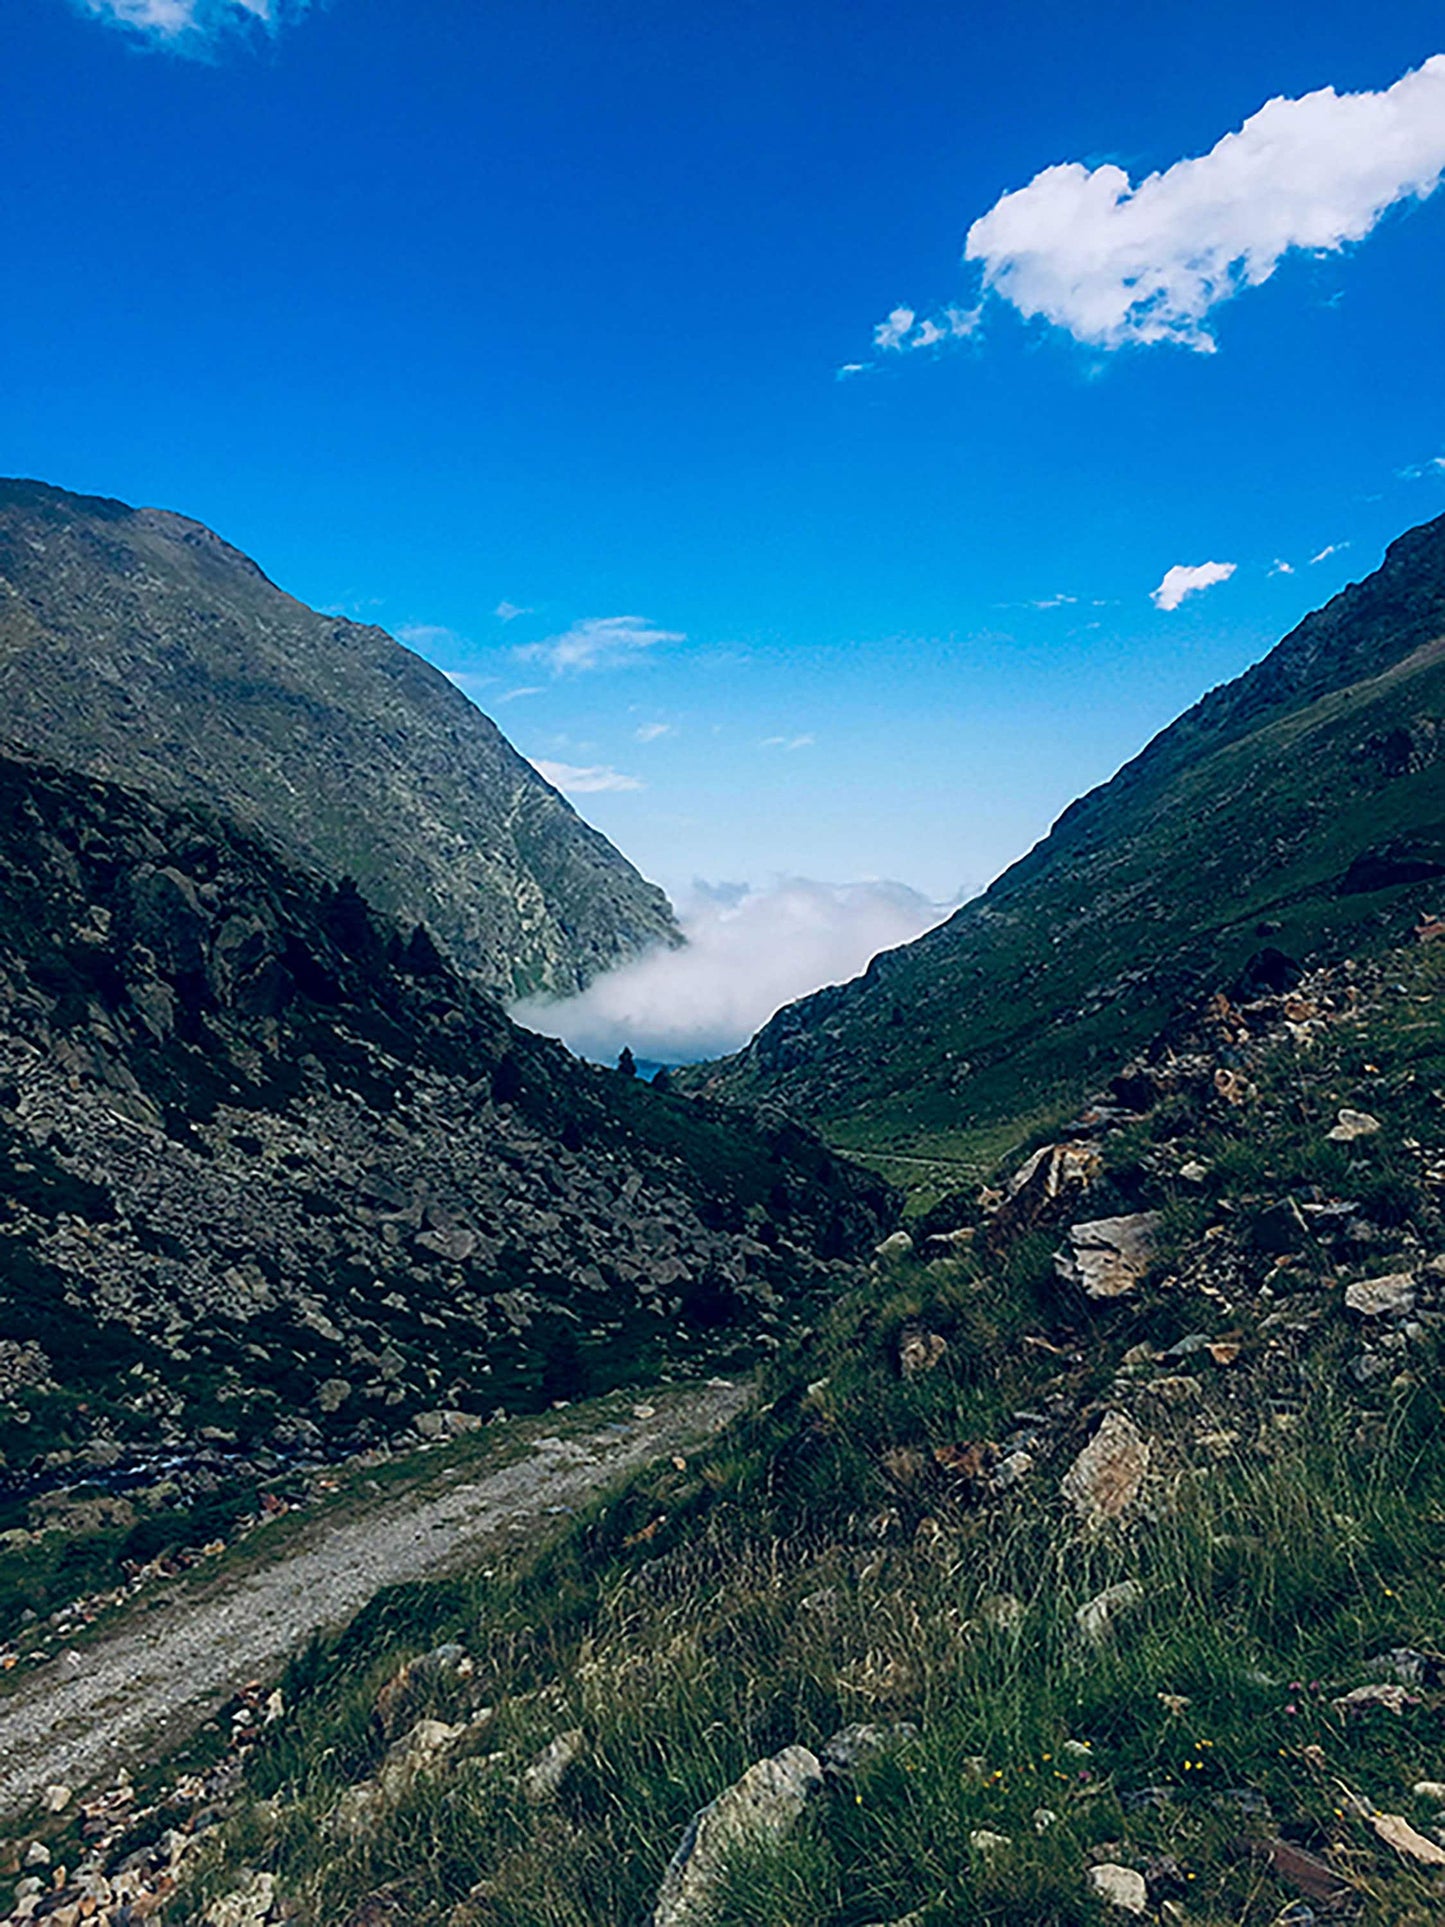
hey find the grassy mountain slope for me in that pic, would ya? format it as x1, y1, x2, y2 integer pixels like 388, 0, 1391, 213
0, 479, 678, 998
0, 746, 891, 1636
688, 515, 1445, 1189
69, 938, 1445, 1927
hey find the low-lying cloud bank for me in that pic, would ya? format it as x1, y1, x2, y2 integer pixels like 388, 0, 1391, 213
513, 877, 959, 1064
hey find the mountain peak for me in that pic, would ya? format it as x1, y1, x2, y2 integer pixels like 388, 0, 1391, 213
0, 480, 678, 997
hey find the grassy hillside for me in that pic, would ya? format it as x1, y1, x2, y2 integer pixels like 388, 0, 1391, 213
37, 937, 1445, 1925
686, 516, 1445, 1197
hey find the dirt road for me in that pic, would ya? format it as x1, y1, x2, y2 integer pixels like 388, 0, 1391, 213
0, 1380, 748, 1821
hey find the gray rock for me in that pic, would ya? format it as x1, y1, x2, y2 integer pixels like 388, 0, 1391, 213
1088, 1863, 1148, 1913
1344, 1273, 1416, 1318
651, 1745, 824, 1926
1054, 1213, 1163, 1300
1061, 1412, 1150, 1525
1075, 1580, 1146, 1645
820, 1722, 919, 1776
521, 1728, 584, 1804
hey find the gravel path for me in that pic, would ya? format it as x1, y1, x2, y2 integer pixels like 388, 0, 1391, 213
0, 1381, 748, 1821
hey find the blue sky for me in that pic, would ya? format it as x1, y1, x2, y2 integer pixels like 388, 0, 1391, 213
7, 1, 1445, 1047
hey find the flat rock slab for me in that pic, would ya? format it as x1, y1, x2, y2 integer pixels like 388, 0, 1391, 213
1055, 1214, 1163, 1300
0, 1383, 748, 1823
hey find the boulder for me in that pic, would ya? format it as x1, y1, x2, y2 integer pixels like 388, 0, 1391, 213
1002, 1141, 1102, 1227
1054, 1214, 1162, 1300
1061, 1412, 1149, 1526
1087, 1864, 1148, 1913
651, 1746, 824, 1927
1344, 1273, 1416, 1318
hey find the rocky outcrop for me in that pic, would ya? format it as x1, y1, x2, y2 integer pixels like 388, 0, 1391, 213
0, 749, 895, 1479
0, 479, 679, 996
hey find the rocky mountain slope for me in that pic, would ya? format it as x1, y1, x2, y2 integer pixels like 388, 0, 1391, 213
0, 479, 678, 998
689, 512, 1445, 1175
33, 934, 1444, 1927
0, 745, 892, 1632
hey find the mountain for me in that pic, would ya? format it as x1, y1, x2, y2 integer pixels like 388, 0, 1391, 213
690, 511, 1445, 1179
0, 479, 678, 998
0, 745, 893, 1522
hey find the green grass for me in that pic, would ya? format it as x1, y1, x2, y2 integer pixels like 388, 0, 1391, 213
150, 946, 1445, 1925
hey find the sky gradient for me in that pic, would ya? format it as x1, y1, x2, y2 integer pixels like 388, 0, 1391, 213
7, 1, 1445, 1048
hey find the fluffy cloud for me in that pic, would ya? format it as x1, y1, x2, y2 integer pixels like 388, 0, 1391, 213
529, 759, 644, 795
1151, 561, 1236, 611
512, 877, 958, 1063
960, 55, 1445, 351
78, 0, 307, 44
515, 615, 683, 677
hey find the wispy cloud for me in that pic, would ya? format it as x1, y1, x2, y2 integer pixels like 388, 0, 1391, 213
1269, 559, 1296, 576
397, 622, 464, 654
498, 685, 544, 704
495, 600, 531, 622
513, 877, 960, 1064
76, 0, 310, 48
1151, 561, 1236, 611
760, 733, 816, 752
886, 55, 1445, 357
634, 721, 674, 743
529, 759, 645, 795
516, 615, 683, 677
1310, 542, 1349, 565
1399, 455, 1445, 480
873, 303, 983, 357
1032, 593, 1077, 610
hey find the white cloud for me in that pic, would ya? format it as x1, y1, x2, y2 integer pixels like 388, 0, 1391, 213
397, 622, 464, 653
529, 759, 645, 795
1032, 593, 1077, 610
760, 733, 816, 751
516, 615, 683, 677
1151, 560, 1236, 611
1269, 558, 1296, 576
835, 361, 871, 380
1399, 455, 1445, 479
498, 685, 544, 703
634, 722, 673, 743
512, 877, 958, 1063
958, 54, 1445, 351
873, 303, 983, 355
495, 600, 531, 622
1309, 542, 1349, 564
78, 0, 307, 45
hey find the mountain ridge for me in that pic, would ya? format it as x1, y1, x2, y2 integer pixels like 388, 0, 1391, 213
687, 511, 1445, 1177
0, 478, 678, 998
